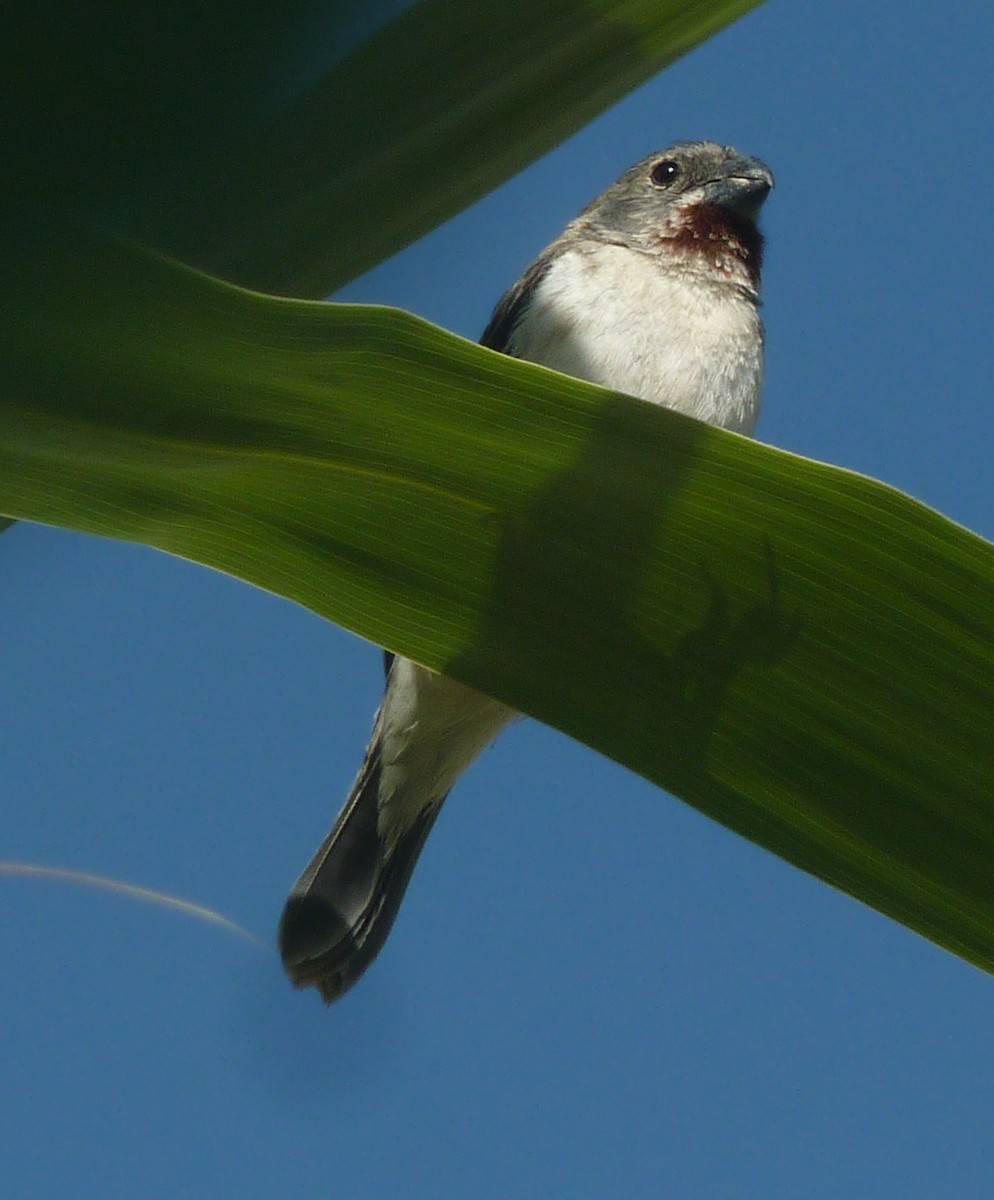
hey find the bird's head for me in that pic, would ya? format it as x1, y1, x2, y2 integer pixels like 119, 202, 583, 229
579, 140, 774, 289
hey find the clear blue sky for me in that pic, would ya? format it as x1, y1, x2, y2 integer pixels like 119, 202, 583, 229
4, 2, 994, 1196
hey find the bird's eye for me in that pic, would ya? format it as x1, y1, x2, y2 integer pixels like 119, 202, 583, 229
650, 159, 681, 187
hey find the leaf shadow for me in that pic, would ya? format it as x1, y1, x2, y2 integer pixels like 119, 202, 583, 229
448, 393, 800, 792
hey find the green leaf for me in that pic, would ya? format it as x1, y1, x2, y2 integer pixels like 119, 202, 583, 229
2, 3, 321, 226
5, 1, 764, 295
4, 234, 994, 973
143, 0, 765, 295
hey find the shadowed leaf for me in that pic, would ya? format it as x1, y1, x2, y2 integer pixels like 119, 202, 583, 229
2, 235, 993, 975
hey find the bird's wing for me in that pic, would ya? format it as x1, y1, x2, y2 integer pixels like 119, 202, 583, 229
479, 254, 552, 354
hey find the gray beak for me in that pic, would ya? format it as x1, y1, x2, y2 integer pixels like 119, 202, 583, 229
703, 156, 774, 219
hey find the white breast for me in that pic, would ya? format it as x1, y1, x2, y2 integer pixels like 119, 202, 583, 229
508, 243, 763, 435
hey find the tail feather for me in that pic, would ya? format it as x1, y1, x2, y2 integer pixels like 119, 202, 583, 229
278, 747, 443, 1002
281, 658, 514, 1002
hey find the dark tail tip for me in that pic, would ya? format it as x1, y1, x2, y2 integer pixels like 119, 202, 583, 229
279, 893, 362, 1003
278, 802, 443, 1004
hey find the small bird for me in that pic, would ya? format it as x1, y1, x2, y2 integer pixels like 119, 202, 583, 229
279, 140, 774, 1001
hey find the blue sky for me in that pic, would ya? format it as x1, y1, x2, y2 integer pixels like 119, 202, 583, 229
4, 1, 994, 1196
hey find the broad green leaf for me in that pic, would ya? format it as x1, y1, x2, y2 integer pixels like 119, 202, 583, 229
2, 2, 320, 227
5, 1, 764, 295
144, 0, 766, 295
0, 0, 766, 547
3, 235, 994, 973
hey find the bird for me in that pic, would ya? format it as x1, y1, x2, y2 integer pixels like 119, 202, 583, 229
279, 140, 774, 1002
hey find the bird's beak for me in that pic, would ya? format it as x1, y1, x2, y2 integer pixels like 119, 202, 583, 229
703, 156, 774, 220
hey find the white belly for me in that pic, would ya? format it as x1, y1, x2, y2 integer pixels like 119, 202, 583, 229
509, 243, 763, 435
377, 659, 514, 840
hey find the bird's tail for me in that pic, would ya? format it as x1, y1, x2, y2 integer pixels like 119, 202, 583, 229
278, 747, 442, 1003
